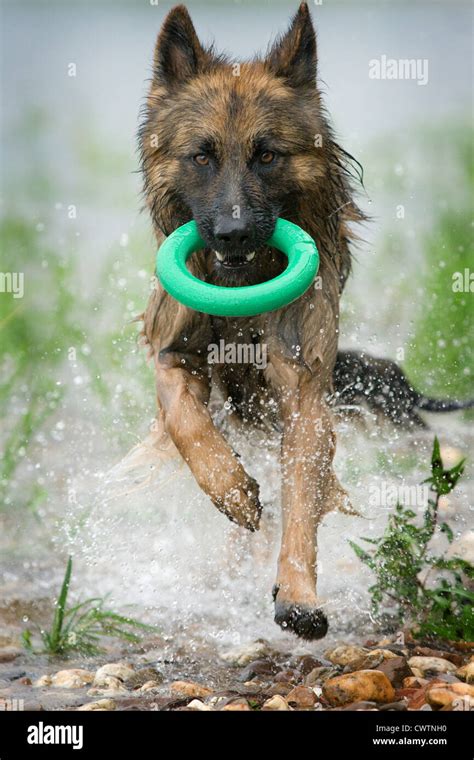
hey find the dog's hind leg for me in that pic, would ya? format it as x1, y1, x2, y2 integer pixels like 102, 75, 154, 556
154, 359, 262, 532
273, 385, 339, 640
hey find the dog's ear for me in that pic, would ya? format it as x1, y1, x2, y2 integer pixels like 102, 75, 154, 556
266, 2, 317, 88
153, 5, 210, 87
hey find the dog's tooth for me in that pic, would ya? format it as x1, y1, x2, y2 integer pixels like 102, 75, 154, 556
245, 251, 256, 261
214, 251, 225, 262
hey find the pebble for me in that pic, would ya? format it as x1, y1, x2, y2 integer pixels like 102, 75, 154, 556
35, 669, 94, 689
220, 700, 251, 711
341, 652, 375, 672
395, 687, 430, 710
87, 686, 126, 698
374, 637, 393, 647
286, 685, 317, 708
91, 675, 126, 692
265, 683, 292, 697
337, 700, 378, 711
262, 695, 292, 711
242, 679, 267, 689
455, 662, 474, 684
375, 657, 412, 687
369, 648, 398, 659
374, 645, 408, 657
33, 675, 52, 688
325, 645, 369, 668
221, 640, 271, 667
426, 682, 474, 709
411, 647, 463, 667
274, 669, 299, 684
77, 699, 116, 711
13, 676, 32, 686
139, 681, 162, 692
238, 659, 278, 682
378, 700, 408, 711
403, 676, 428, 688
94, 663, 135, 685
431, 673, 461, 684
0, 648, 21, 663
305, 666, 340, 687
170, 681, 213, 699
408, 656, 457, 676
323, 670, 395, 707
187, 699, 213, 711
296, 655, 325, 676
125, 667, 164, 689
342, 649, 399, 673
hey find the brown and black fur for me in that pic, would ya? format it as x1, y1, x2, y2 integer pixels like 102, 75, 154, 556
136, 4, 469, 640
332, 350, 474, 428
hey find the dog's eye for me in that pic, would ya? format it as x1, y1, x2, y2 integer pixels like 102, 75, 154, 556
193, 153, 210, 167
259, 150, 276, 165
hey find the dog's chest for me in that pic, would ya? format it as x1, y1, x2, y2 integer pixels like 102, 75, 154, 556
209, 317, 276, 423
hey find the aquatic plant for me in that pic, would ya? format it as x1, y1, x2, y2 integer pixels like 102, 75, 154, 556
22, 556, 154, 656
350, 437, 474, 641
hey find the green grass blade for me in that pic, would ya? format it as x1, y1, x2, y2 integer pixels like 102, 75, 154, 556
48, 556, 73, 652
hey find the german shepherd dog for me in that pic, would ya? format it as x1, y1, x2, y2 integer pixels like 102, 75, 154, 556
138, 3, 472, 639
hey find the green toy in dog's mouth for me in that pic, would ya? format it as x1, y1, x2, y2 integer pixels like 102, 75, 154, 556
156, 218, 319, 318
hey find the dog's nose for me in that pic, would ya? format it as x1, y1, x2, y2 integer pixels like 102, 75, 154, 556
214, 217, 253, 247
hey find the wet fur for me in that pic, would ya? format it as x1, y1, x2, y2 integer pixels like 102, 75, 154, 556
136, 3, 467, 640
332, 350, 474, 428
139, 3, 364, 410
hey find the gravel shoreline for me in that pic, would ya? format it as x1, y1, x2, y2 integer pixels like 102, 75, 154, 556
1, 634, 473, 712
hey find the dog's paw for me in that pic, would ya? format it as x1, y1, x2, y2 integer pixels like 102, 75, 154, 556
216, 476, 262, 532
274, 598, 328, 640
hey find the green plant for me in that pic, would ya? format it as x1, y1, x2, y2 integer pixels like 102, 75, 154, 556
350, 437, 474, 641
22, 556, 154, 656
0, 214, 150, 514
0, 218, 111, 512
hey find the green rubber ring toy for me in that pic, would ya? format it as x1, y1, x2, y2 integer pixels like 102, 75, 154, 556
155, 218, 319, 318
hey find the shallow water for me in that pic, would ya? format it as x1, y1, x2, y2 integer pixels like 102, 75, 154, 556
1, 411, 472, 666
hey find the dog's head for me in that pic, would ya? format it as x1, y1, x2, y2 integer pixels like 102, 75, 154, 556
140, 3, 347, 283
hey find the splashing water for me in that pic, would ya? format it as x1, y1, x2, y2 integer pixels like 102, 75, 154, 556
54, 405, 473, 653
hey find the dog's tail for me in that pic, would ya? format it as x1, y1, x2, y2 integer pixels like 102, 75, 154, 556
416, 396, 474, 412
332, 350, 473, 426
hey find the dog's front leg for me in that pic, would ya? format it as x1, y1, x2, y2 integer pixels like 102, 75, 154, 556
154, 360, 261, 531
273, 383, 337, 639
